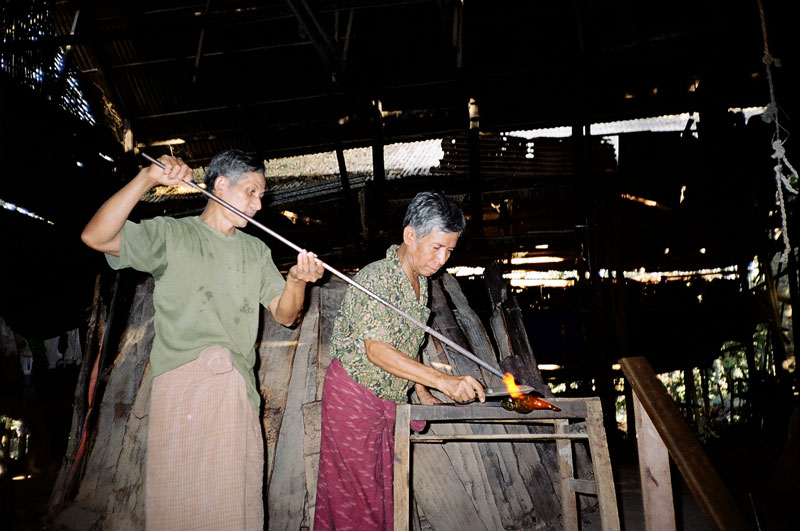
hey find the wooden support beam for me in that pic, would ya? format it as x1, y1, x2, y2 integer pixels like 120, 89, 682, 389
467, 118, 482, 237
620, 356, 751, 531
632, 389, 676, 531
393, 403, 412, 531
331, 112, 363, 253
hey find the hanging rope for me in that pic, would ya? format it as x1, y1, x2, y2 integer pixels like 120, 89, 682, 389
757, 0, 797, 263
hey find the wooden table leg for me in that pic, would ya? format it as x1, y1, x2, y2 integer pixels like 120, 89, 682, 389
394, 404, 411, 531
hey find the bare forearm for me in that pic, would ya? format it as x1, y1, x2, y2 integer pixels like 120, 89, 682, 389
365, 339, 485, 402
365, 340, 447, 390
268, 251, 324, 326
270, 278, 307, 326
80, 170, 153, 255
81, 156, 191, 256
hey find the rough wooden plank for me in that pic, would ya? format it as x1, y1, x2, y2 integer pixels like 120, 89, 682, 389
440, 272, 504, 389
427, 287, 536, 527
411, 443, 488, 531
438, 275, 565, 526
419, 329, 500, 530
429, 278, 483, 383
103, 364, 151, 530
302, 400, 322, 529
267, 289, 320, 531
503, 423, 563, 526
74, 276, 154, 513
394, 404, 412, 531
302, 287, 321, 404
258, 307, 301, 487
483, 263, 551, 397
484, 265, 590, 514
556, 419, 579, 531
431, 423, 505, 531
633, 390, 676, 531
584, 399, 621, 531
489, 308, 512, 361
468, 424, 538, 529
483, 262, 507, 308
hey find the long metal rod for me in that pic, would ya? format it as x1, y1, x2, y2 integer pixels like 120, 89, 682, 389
142, 152, 505, 379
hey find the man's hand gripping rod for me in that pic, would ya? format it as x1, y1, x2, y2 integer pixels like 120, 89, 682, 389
142, 152, 505, 379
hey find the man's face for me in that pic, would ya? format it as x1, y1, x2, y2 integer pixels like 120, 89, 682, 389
408, 228, 459, 277
218, 171, 266, 227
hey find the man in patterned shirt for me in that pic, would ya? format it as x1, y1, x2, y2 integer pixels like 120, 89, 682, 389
315, 191, 485, 530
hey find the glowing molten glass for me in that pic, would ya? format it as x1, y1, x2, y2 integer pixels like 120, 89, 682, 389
502, 372, 523, 398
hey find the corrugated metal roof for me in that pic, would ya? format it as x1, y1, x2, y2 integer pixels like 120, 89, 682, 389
263, 139, 444, 180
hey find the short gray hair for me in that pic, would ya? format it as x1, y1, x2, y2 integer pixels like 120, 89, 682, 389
204, 149, 264, 191
402, 192, 465, 238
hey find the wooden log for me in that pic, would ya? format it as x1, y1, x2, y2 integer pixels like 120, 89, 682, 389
267, 287, 320, 530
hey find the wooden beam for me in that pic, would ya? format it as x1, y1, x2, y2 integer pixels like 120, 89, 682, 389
467, 120, 482, 237
393, 404, 412, 531
632, 389, 676, 531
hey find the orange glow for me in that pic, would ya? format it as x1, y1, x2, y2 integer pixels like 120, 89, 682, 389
503, 372, 523, 398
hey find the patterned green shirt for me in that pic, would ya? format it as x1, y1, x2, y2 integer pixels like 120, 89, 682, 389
330, 245, 431, 403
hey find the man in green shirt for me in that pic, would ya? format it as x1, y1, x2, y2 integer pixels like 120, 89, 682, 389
81, 150, 323, 530
315, 191, 485, 530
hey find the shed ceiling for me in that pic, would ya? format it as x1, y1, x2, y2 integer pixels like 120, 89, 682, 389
46, 0, 788, 166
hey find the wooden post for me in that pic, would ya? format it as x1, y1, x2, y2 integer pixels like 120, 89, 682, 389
739, 260, 758, 409
632, 390, 676, 531
367, 100, 386, 247
585, 400, 621, 530
334, 128, 363, 254
684, 364, 698, 429
699, 364, 711, 423
555, 419, 579, 531
394, 404, 412, 531
468, 103, 482, 237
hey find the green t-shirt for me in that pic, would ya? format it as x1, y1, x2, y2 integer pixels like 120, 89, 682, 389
330, 245, 430, 403
106, 216, 286, 412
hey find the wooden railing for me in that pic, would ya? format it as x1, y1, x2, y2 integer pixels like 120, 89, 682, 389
620, 356, 751, 531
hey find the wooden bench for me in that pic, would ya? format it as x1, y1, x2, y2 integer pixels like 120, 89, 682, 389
393, 397, 620, 531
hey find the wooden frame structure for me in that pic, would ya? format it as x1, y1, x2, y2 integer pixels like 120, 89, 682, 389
393, 398, 620, 531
